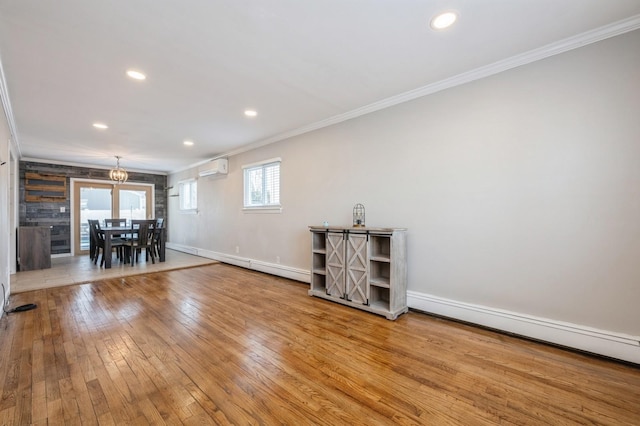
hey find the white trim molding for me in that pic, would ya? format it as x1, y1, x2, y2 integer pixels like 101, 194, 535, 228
242, 206, 283, 214
0, 58, 21, 157
241, 157, 282, 170
166, 242, 309, 282
408, 291, 640, 364
21, 157, 167, 175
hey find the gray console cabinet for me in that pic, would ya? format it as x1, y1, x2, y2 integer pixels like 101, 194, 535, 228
309, 226, 407, 320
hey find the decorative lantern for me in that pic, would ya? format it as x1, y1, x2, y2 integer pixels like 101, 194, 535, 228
353, 203, 365, 227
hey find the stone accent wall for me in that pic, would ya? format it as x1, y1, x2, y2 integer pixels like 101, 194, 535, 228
19, 161, 167, 255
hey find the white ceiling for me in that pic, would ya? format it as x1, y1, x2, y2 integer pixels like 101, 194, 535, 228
1, 1, 640, 174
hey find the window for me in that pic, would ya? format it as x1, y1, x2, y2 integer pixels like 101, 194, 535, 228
179, 179, 197, 213
243, 159, 281, 210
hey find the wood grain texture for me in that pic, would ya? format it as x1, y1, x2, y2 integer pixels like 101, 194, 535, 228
24, 172, 67, 203
1, 263, 639, 425
18, 226, 51, 271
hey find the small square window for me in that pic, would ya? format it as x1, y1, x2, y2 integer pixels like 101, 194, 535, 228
243, 160, 280, 209
179, 179, 197, 213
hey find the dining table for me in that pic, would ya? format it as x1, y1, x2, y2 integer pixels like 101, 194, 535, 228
100, 224, 166, 269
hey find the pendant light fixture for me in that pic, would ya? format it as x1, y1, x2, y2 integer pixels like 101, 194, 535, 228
109, 156, 128, 184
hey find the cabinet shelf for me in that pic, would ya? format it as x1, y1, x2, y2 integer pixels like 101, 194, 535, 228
369, 277, 390, 288
312, 232, 327, 252
369, 299, 390, 311
370, 234, 391, 259
313, 252, 326, 271
369, 260, 390, 285
311, 273, 327, 294
370, 255, 390, 262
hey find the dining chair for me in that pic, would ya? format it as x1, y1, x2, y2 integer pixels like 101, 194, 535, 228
104, 218, 127, 227
127, 221, 156, 266
89, 220, 127, 267
131, 219, 156, 227
153, 218, 164, 258
104, 218, 127, 259
87, 219, 99, 260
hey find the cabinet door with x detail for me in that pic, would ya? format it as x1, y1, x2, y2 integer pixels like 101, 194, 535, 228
345, 233, 369, 304
326, 231, 346, 299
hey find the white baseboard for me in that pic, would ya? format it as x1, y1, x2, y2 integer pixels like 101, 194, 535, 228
166, 242, 199, 256
408, 291, 640, 364
51, 253, 72, 258
165, 242, 310, 282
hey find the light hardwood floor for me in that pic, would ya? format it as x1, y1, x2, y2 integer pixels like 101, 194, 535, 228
10, 249, 216, 293
1, 263, 639, 425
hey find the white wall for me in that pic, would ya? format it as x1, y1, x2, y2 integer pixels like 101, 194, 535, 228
169, 30, 640, 362
1, 60, 19, 313
0, 95, 12, 309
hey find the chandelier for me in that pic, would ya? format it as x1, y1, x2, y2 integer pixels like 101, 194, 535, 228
109, 156, 128, 184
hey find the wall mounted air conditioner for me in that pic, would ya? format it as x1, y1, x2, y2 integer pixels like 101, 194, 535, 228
198, 158, 228, 176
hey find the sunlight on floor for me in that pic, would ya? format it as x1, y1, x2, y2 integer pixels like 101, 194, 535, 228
10, 249, 217, 293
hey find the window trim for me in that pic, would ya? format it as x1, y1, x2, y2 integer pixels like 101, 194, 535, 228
178, 178, 198, 214
242, 157, 281, 212
242, 206, 283, 214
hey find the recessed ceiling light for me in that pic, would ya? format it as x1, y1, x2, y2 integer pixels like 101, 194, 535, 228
183, 140, 194, 146
244, 109, 258, 117
126, 70, 146, 80
92, 123, 108, 129
430, 11, 458, 30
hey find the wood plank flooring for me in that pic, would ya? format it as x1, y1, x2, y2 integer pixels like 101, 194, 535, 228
1, 263, 639, 425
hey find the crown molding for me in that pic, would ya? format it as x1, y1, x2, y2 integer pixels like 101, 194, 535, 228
21, 157, 167, 175
172, 14, 640, 174
0, 55, 21, 158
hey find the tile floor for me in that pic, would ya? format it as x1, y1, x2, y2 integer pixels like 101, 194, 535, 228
10, 249, 217, 293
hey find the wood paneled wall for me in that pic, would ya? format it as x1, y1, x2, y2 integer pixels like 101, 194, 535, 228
19, 161, 167, 254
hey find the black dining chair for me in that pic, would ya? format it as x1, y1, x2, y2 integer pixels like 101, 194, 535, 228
104, 218, 127, 259
87, 219, 100, 260
153, 218, 164, 258
127, 221, 156, 266
89, 220, 127, 267
104, 218, 127, 227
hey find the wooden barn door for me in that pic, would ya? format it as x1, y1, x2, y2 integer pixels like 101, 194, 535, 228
345, 233, 368, 304
325, 231, 346, 299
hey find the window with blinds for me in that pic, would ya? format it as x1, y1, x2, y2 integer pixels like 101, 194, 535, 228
243, 159, 280, 208
179, 178, 197, 213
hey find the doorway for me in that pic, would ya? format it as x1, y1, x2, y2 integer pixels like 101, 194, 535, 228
72, 180, 154, 255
